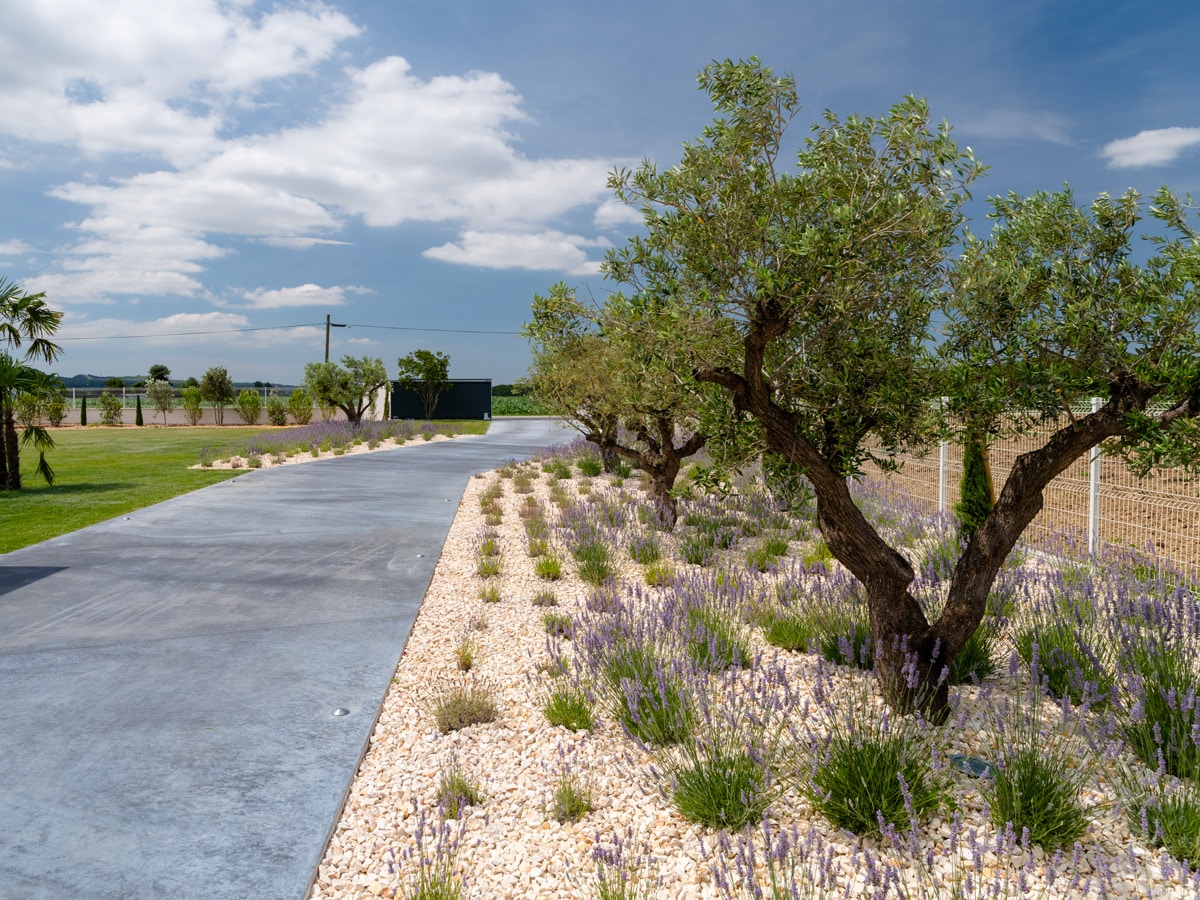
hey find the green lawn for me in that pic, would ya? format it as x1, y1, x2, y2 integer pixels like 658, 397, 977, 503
1, 427, 258, 554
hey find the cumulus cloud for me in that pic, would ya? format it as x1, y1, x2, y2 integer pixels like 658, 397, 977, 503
0, 239, 36, 257
1101, 127, 1200, 168
240, 283, 356, 309
423, 230, 611, 275
0, 4, 632, 307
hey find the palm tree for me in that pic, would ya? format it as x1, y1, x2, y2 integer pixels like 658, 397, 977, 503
0, 353, 59, 489
1, 279, 63, 490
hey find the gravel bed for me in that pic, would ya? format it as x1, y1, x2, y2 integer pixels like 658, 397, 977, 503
307, 464, 1200, 900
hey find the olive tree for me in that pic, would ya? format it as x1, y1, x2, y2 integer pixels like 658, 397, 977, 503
526, 282, 712, 526
145, 375, 174, 425
304, 356, 388, 426
602, 58, 1200, 718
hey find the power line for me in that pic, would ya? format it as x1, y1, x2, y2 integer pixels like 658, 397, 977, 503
54, 320, 523, 342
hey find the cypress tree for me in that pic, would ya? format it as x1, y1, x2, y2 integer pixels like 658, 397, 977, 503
135, 395, 144, 426
955, 429, 995, 538
79, 396, 87, 426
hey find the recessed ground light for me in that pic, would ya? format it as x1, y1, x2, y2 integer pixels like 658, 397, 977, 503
332, 707, 350, 717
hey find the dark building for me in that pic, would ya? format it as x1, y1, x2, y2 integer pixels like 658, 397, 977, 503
390, 379, 492, 420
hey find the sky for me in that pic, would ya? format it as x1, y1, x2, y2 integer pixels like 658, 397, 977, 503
1, 0, 1198, 386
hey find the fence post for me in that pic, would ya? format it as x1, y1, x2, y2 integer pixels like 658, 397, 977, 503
1088, 396, 1102, 555
938, 397, 949, 514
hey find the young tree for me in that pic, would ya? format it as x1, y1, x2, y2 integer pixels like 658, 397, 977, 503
235, 389, 262, 425
134, 394, 144, 426
145, 377, 174, 425
303, 356, 388, 426
180, 385, 204, 425
200, 367, 236, 425
395, 349, 450, 419
525, 282, 710, 525
287, 387, 313, 425
1, 279, 62, 489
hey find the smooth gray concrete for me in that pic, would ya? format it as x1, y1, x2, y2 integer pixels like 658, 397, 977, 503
0, 418, 573, 900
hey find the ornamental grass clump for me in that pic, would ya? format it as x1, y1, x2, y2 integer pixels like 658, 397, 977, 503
980, 655, 1101, 851
430, 678, 499, 733
655, 663, 790, 830
436, 758, 485, 818
628, 531, 661, 565
797, 661, 950, 837
541, 678, 594, 732
534, 555, 563, 580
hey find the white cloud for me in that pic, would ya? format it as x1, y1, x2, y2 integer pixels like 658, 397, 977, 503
594, 198, 644, 230
0, 1, 358, 167
423, 230, 611, 275
56, 310, 323, 347
3, 10, 632, 303
0, 239, 36, 256
240, 284, 350, 309
1101, 127, 1200, 168
259, 236, 352, 249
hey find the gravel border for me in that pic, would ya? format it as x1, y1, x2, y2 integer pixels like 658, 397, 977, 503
307, 463, 1198, 900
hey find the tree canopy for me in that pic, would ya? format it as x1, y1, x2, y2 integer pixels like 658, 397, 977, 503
1, 279, 62, 490
395, 349, 451, 420
304, 355, 388, 426
575, 57, 1200, 717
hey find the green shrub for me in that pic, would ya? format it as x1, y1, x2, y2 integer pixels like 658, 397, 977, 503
235, 389, 262, 425
287, 387, 313, 425
436, 761, 484, 818
669, 744, 770, 830
986, 745, 1091, 851
600, 642, 694, 746
685, 605, 749, 671
1015, 623, 1112, 707
945, 622, 1000, 685
542, 682, 594, 731
531, 590, 558, 607
543, 612, 574, 639
643, 561, 674, 587
549, 769, 593, 823
535, 555, 563, 580
432, 681, 499, 733
266, 397, 287, 426
760, 607, 819, 652
573, 541, 614, 586
628, 533, 661, 565
98, 391, 123, 426
578, 457, 603, 477
478, 583, 500, 603
454, 632, 479, 671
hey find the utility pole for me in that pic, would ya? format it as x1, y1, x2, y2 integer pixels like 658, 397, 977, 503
324, 313, 347, 362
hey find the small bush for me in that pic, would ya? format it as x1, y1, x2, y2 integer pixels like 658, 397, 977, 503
476, 555, 502, 578
986, 745, 1091, 851
680, 531, 716, 567
760, 607, 820, 653
550, 769, 593, 823
478, 583, 500, 603
1015, 623, 1112, 707
235, 389, 262, 425
436, 761, 485, 818
543, 612, 574, 639
265, 396, 287, 426
531, 590, 558, 607
600, 642, 694, 746
685, 605, 749, 671
669, 744, 770, 830
628, 533, 661, 565
945, 622, 1000, 685
454, 632, 479, 671
574, 541, 614, 586
535, 555, 563, 580
643, 561, 675, 587
807, 729, 945, 836
543, 682, 594, 731
432, 681, 499, 733
287, 388, 313, 425
1125, 779, 1200, 866
98, 391, 123, 426
577, 457, 603, 477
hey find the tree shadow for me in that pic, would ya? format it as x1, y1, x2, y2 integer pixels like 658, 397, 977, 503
0, 566, 67, 596
36, 482, 127, 496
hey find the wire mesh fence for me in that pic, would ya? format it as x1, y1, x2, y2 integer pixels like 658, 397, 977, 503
866, 403, 1200, 580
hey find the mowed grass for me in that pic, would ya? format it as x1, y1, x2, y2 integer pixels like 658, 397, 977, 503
1, 427, 259, 554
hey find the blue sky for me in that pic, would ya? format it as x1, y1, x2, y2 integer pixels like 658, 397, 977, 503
1, 0, 1197, 385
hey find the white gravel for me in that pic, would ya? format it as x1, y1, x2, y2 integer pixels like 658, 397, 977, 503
306, 458, 1200, 900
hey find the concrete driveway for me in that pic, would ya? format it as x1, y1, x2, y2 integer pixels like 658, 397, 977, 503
0, 418, 572, 899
